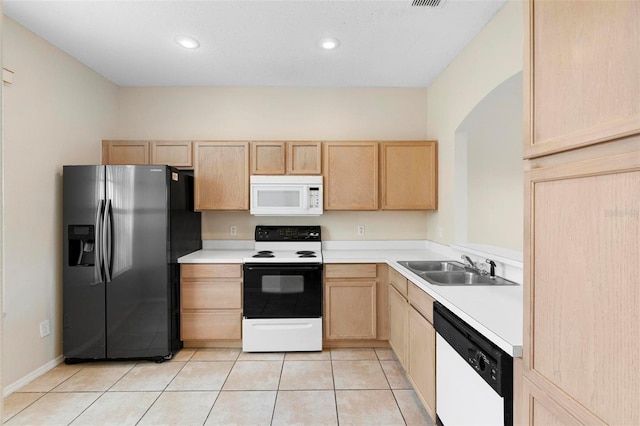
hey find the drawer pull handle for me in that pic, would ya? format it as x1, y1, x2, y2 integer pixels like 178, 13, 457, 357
251, 323, 313, 330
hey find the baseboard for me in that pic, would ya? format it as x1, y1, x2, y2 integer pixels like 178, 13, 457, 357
3, 355, 64, 397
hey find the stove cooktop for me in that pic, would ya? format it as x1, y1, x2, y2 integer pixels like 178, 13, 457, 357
245, 225, 323, 263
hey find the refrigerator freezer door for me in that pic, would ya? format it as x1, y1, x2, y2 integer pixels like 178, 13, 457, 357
105, 165, 170, 359
63, 165, 107, 359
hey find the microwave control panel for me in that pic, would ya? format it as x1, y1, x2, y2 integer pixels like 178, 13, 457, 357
309, 187, 321, 208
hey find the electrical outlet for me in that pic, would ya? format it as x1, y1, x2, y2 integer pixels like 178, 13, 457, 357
39, 320, 51, 338
357, 225, 365, 236
230, 225, 237, 236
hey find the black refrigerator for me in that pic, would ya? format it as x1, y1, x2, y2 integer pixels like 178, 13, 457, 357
62, 165, 201, 363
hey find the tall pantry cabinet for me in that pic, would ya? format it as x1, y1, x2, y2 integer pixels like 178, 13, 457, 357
521, 1, 639, 425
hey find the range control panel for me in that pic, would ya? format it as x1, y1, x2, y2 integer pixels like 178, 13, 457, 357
255, 225, 321, 242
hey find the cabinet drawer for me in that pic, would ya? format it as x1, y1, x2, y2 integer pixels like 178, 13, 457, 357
388, 267, 408, 297
408, 282, 434, 324
182, 281, 241, 310
325, 264, 377, 279
181, 311, 242, 340
181, 263, 242, 279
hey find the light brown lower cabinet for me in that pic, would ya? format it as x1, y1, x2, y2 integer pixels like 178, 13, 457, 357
408, 305, 436, 420
325, 280, 377, 340
388, 285, 408, 366
387, 270, 437, 423
324, 264, 378, 341
180, 264, 242, 342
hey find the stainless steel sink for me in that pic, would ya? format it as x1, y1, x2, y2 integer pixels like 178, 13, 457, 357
398, 260, 465, 273
420, 271, 517, 286
398, 260, 517, 286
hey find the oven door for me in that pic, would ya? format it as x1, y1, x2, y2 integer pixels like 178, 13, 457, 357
243, 263, 323, 318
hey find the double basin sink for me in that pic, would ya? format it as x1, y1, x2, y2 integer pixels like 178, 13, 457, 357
397, 260, 516, 286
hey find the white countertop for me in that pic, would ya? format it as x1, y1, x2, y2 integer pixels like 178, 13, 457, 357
179, 249, 254, 263
178, 245, 523, 357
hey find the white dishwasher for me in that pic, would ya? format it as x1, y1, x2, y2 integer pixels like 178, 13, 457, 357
433, 302, 513, 426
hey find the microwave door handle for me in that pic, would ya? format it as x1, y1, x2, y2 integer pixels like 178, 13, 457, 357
302, 188, 309, 209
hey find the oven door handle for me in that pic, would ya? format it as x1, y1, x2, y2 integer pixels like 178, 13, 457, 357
244, 264, 322, 272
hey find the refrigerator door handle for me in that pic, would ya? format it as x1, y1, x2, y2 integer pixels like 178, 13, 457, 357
92, 199, 105, 284
102, 199, 113, 282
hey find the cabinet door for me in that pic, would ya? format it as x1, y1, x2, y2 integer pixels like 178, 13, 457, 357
408, 306, 436, 421
522, 377, 598, 426
194, 141, 249, 210
287, 141, 321, 175
325, 280, 377, 339
102, 140, 149, 165
524, 1, 640, 158
524, 148, 640, 425
388, 285, 408, 366
381, 141, 437, 210
150, 141, 193, 169
251, 141, 285, 175
323, 141, 379, 210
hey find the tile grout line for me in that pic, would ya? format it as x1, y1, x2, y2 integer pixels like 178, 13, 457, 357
63, 359, 141, 426
269, 355, 286, 425
201, 348, 241, 426
132, 357, 189, 426
330, 349, 340, 426
378, 354, 409, 426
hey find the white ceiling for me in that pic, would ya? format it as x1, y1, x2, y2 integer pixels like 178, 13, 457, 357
3, 0, 506, 88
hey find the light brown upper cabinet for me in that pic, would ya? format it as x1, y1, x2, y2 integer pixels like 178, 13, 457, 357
251, 141, 321, 175
251, 141, 285, 174
102, 140, 194, 169
150, 141, 193, 169
323, 141, 379, 210
194, 141, 249, 211
380, 141, 437, 210
287, 141, 322, 174
524, 0, 640, 158
102, 140, 149, 165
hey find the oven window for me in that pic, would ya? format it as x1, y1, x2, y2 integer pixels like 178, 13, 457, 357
262, 275, 304, 294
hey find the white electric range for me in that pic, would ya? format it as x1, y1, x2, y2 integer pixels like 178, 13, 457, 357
242, 225, 323, 352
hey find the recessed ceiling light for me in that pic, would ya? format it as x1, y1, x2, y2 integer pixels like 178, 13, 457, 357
175, 35, 200, 49
319, 38, 340, 50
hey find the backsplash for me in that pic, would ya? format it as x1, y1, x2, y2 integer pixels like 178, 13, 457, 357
201, 210, 430, 241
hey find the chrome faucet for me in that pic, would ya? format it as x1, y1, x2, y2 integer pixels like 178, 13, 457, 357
461, 255, 475, 269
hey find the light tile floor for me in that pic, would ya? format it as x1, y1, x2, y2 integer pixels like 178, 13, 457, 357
3, 347, 435, 426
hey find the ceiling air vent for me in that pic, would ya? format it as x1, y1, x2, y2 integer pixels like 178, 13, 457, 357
411, 0, 446, 7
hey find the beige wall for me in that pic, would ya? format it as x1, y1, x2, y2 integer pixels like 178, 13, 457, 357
117, 86, 430, 240
202, 211, 429, 241
426, 0, 523, 245
2, 18, 119, 388
463, 72, 523, 251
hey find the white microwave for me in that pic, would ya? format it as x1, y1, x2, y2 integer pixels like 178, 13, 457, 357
250, 175, 323, 216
